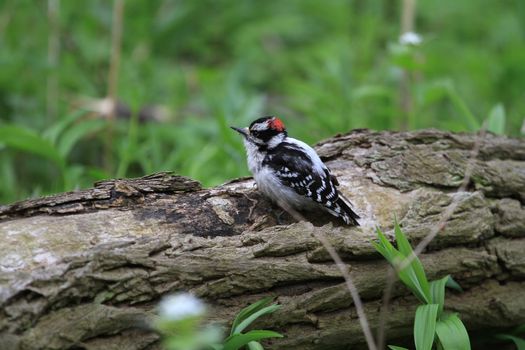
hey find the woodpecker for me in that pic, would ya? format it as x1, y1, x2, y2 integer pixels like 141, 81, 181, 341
231, 116, 360, 226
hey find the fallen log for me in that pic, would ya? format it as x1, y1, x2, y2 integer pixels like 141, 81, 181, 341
0, 129, 524, 350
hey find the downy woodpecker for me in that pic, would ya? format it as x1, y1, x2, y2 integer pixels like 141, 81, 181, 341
231, 116, 360, 225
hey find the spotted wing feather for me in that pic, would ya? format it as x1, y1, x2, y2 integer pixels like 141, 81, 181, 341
263, 142, 360, 225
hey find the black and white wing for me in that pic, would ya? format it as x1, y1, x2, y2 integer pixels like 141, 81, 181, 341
264, 141, 360, 225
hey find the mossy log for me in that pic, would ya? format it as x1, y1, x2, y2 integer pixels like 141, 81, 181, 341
0, 129, 524, 350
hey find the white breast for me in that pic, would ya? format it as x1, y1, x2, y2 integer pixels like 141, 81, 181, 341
255, 167, 316, 209
242, 136, 321, 210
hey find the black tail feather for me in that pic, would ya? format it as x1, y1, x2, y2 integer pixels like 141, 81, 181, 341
336, 197, 360, 226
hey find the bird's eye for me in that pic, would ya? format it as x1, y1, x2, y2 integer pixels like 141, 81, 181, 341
250, 129, 260, 137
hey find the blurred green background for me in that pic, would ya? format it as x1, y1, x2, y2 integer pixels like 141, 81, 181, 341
0, 0, 524, 203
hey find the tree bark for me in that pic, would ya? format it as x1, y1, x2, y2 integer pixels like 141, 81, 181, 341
0, 129, 524, 350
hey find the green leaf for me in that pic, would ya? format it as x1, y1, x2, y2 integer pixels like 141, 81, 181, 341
0, 125, 65, 170
414, 304, 439, 350
445, 84, 480, 131
513, 323, 525, 334
394, 222, 431, 304
486, 103, 506, 135
435, 313, 471, 350
233, 304, 281, 335
373, 227, 397, 262
223, 330, 283, 350
393, 220, 412, 257
230, 297, 274, 336
374, 226, 431, 304
445, 276, 463, 292
388, 346, 410, 350
495, 334, 525, 350
43, 109, 89, 144
57, 119, 106, 158
396, 264, 430, 304
430, 275, 450, 316
247, 341, 264, 350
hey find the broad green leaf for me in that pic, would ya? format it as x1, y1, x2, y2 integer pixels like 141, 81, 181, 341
0, 125, 65, 170
388, 346, 410, 350
435, 313, 471, 350
223, 330, 283, 350
486, 104, 506, 135
495, 334, 525, 350
430, 275, 450, 316
230, 297, 273, 336
233, 304, 281, 335
247, 341, 264, 350
414, 304, 439, 350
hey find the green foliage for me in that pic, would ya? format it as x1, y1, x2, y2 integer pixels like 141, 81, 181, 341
1, 0, 524, 203
374, 222, 471, 350
435, 313, 471, 350
222, 330, 283, 350
495, 335, 525, 350
414, 304, 439, 350
223, 297, 283, 350
486, 104, 506, 135
495, 324, 525, 350
157, 295, 282, 350
372, 223, 430, 304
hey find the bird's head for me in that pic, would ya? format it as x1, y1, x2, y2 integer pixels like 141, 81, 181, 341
231, 116, 287, 149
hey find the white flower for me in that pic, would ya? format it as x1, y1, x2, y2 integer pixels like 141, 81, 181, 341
399, 31, 423, 46
158, 293, 206, 321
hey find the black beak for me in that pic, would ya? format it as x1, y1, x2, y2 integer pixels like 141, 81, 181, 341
230, 126, 249, 138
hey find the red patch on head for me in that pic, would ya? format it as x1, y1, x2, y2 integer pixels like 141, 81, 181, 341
268, 117, 285, 132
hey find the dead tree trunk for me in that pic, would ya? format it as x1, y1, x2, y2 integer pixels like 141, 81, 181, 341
0, 129, 524, 350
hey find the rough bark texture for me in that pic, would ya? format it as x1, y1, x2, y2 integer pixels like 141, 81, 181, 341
0, 129, 524, 350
